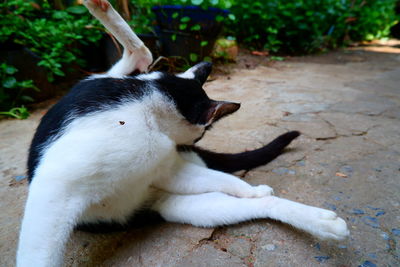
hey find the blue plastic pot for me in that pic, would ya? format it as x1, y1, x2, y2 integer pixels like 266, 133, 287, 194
152, 5, 229, 60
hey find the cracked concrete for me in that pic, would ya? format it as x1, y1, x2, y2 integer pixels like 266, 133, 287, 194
1, 41, 400, 266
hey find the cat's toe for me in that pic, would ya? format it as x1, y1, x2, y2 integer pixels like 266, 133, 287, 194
253, 185, 274, 197
85, 0, 109, 11
314, 214, 350, 240
318, 209, 337, 220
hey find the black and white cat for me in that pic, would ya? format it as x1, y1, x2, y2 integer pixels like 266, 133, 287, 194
16, 1, 349, 266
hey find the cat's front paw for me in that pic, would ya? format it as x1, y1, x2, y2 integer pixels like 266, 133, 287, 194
237, 185, 274, 198
308, 209, 350, 240
253, 185, 274, 197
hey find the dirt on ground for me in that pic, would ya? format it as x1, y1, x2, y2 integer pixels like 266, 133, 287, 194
1, 40, 399, 267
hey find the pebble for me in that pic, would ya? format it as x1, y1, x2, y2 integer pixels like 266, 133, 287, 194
333, 195, 342, 201
338, 245, 347, 249
380, 232, 389, 240
367, 253, 377, 259
324, 202, 337, 211
358, 260, 377, 267
14, 175, 27, 181
361, 216, 380, 228
366, 206, 381, 211
262, 244, 276, 251
314, 256, 330, 263
297, 160, 305, 166
340, 165, 354, 177
392, 228, 400, 236
272, 168, 296, 175
375, 210, 385, 217
350, 209, 365, 215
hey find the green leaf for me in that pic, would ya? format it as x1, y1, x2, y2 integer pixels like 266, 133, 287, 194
203, 56, 212, 62
189, 53, 198, 62
171, 34, 177, 41
0, 106, 29, 119
228, 14, 236, 21
200, 41, 208, 47
191, 0, 204, 5
270, 56, 284, 61
179, 24, 187, 30
3, 77, 17, 88
66, 6, 87, 15
172, 12, 179, 19
21, 95, 34, 102
52, 11, 68, 19
19, 80, 35, 88
5, 65, 17, 75
191, 24, 201, 31
216, 15, 224, 22
180, 16, 191, 23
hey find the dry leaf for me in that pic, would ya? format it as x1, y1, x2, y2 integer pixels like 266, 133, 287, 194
335, 172, 348, 178
251, 51, 269, 56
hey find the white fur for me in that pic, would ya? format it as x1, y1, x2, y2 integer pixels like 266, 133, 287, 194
17, 1, 349, 266
17, 88, 349, 267
84, 0, 153, 75
176, 65, 198, 79
136, 71, 162, 81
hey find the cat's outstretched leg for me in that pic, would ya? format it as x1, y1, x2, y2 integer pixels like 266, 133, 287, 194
152, 192, 349, 240
152, 160, 274, 198
17, 179, 88, 267
84, 0, 153, 75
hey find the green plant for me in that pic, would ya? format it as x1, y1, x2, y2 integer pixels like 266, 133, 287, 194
0, 0, 103, 81
225, 0, 398, 54
0, 63, 38, 119
0, 106, 30, 119
137, 0, 235, 10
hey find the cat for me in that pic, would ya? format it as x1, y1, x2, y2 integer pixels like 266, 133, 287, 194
16, 1, 349, 266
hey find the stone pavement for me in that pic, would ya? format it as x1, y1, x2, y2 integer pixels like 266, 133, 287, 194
1, 41, 399, 266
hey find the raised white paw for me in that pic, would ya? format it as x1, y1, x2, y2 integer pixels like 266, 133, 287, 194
85, 0, 110, 12
307, 209, 350, 240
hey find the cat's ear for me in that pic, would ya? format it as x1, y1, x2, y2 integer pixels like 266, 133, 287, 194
177, 62, 212, 85
201, 101, 240, 125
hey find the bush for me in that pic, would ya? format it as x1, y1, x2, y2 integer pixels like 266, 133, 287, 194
0, 63, 38, 118
0, 0, 103, 81
225, 0, 398, 54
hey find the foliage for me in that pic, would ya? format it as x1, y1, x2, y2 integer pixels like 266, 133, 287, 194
135, 0, 235, 10
0, 63, 38, 119
225, 0, 398, 53
0, 0, 103, 81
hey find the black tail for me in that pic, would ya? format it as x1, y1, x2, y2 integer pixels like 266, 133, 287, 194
179, 131, 300, 173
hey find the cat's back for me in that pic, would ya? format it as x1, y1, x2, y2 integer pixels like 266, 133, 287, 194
27, 76, 170, 182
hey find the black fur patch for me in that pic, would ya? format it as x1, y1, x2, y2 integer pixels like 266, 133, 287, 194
155, 74, 212, 124
178, 131, 301, 173
76, 210, 164, 233
27, 74, 215, 181
27, 77, 147, 181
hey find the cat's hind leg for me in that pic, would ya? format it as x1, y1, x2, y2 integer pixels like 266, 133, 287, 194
84, 0, 153, 75
152, 192, 349, 241
17, 179, 89, 267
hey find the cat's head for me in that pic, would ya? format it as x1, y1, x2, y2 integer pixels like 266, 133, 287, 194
146, 62, 240, 144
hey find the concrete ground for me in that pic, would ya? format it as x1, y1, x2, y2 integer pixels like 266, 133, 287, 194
1, 41, 399, 267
